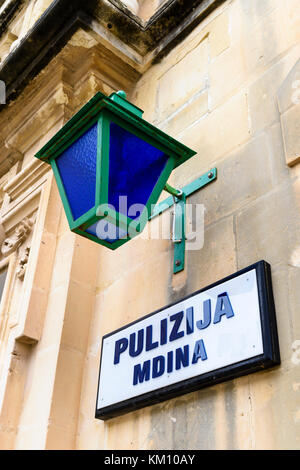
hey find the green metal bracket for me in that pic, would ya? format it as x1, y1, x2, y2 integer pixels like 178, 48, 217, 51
150, 168, 217, 274
173, 192, 186, 274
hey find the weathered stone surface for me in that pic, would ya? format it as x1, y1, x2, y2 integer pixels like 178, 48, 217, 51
248, 53, 299, 136
277, 58, 300, 115
185, 216, 237, 295
265, 123, 290, 187
171, 92, 250, 181
209, 43, 246, 108
209, 10, 230, 58
249, 367, 300, 449
1, 0, 300, 452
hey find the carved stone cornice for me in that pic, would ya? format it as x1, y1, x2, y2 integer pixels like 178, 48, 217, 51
0, 40, 140, 174
1, 215, 34, 257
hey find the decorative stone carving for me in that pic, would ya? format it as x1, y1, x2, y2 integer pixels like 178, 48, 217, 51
1, 216, 34, 257
0, 141, 22, 179
16, 247, 30, 281
0, 222, 5, 248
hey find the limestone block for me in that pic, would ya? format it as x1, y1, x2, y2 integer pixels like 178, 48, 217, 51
261, 264, 294, 366
0, 343, 30, 450
148, 385, 218, 450
249, 367, 300, 449
0, 31, 18, 62
248, 58, 295, 136
264, 123, 290, 187
76, 417, 105, 450
94, 250, 171, 339
221, 377, 256, 450
29, 0, 53, 26
238, 0, 279, 17
186, 216, 237, 294
286, 262, 300, 346
235, 181, 300, 368
105, 407, 150, 450
68, 30, 98, 49
46, 423, 75, 450
49, 347, 84, 427
60, 280, 95, 353
131, 71, 159, 122
138, 0, 160, 22
280, 105, 300, 167
45, 346, 86, 449
95, 213, 171, 293
239, 0, 293, 73
20, 286, 49, 343
157, 38, 209, 121
50, 231, 75, 289
75, 352, 105, 446
285, 0, 300, 44
122, 0, 140, 15
42, 177, 62, 236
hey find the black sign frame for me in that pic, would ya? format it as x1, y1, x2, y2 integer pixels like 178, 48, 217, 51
95, 260, 280, 420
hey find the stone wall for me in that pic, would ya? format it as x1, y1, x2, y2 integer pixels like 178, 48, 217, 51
0, 0, 299, 450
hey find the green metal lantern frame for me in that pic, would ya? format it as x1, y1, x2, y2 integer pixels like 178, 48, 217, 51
36, 91, 197, 251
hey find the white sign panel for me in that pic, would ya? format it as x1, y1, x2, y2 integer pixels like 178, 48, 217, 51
96, 261, 280, 420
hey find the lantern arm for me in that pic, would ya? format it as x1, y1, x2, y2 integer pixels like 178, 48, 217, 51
151, 168, 217, 220
163, 183, 185, 273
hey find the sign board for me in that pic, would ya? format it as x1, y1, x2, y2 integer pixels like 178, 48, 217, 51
95, 261, 280, 420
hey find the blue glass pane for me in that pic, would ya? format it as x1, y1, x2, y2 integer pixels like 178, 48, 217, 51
86, 221, 127, 244
108, 123, 169, 219
56, 123, 98, 220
